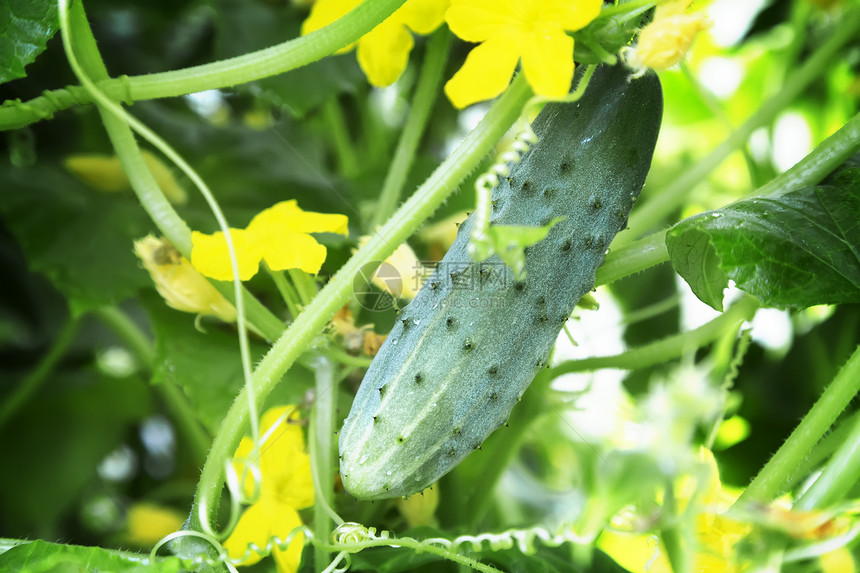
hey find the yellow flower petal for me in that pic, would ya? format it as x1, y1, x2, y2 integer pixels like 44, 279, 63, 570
223, 502, 305, 572
357, 19, 415, 87
396, 484, 439, 528
134, 235, 237, 321
398, 0, 450, 35
124, 502, 185, 546
301, 0, 362, 54
247, 200, 349, 237
190, 229, 262, 281
259, 231, 328, 275
445, 0, 521, 42
520, 23, 574, 99
232, 406, 315, 510
444, 38, 521, 109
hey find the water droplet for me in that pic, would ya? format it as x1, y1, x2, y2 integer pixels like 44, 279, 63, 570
414, 319, 421, 325
359, 455, 368, 464
386, 471, 392, 476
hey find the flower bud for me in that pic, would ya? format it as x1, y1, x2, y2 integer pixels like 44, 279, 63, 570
623, 1, 711, 77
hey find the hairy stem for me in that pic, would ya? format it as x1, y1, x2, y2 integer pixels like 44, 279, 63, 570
0, 0, 408, 131
618, 9, 860, 247
597, 229, 669, 286
549, 295, 760, 376
739, 345, 860, 504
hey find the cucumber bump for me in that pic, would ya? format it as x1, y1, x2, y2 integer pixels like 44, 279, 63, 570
340, 65, 663, 500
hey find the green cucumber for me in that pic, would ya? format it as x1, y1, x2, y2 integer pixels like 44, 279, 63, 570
340, 64, 663, 500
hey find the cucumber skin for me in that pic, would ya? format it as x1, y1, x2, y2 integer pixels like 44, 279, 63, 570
340, 65, 663, 500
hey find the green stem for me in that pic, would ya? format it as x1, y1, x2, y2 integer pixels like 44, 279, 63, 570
62, 0, 263, 477
597, 229, 669, 286
320, 347, 374, 368
0, 317, 80, 432
190, 74, 534, 533
288, 269, 318, 307
596, 111, 860, 288
267, 267, 302, 320
62, 0, 284, 343
548, 295, 759, 376
322, 97, 360, 178
371, 28, 451, 229
311, 356, 338, 572
91, 307, 211, 467
751, 110, 860, 199
0, 0, 409, 131
618, 8, 860, 247
795, 409, 860, 511
660, 481, 690, 573
738, 345, 860, 504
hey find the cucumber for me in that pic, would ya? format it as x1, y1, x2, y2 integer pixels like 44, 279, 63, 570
339, 64, 663, 500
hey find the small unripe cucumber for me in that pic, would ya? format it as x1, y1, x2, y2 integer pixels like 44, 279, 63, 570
340, 65, 663, 500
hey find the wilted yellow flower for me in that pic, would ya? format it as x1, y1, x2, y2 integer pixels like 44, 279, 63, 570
302, 0, 449, 87
224, 406, 314, 573
64, 151, 188, 204
419, 211, 468, 260
358, 236, 423, 300
191, 200, 348, 281
397, 484, 439, 528
124, 502, 185, 546
444, 0, 602, 108
622, 0, 711, 77
134, 235, 237, 322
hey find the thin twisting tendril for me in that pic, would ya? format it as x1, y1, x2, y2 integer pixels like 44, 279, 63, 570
469, 64, 598, 260
57, 0, 262, 539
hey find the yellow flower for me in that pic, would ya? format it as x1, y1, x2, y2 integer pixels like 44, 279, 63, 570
397, 484, 439, 528
622, 0, 711, 77
598, 449, 751, 572
64, 151, 188, 204
357, 236, 423, 300
302, 0, 449, 87
133, 235, 237, 322
191, 200, 348, 281
123, 502, 185, 546
224, 406, 314, 573
444, 0, 602, 109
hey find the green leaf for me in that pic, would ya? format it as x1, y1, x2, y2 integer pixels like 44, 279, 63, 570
0, 370, 151, 535
0, 163, 154, 314
0, 539, 185, 573
0, 0, 59, 85
470, 218, 565, 279
667, 168, 860, 311
143, 295, 311, 434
